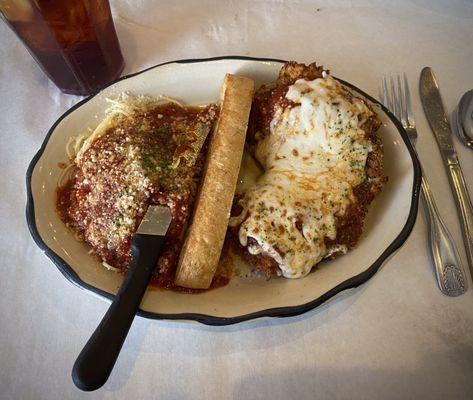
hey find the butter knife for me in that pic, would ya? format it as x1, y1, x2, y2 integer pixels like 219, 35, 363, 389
420, 67, 473, 281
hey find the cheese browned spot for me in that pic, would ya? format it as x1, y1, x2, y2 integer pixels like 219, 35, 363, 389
229, 62, 386, 278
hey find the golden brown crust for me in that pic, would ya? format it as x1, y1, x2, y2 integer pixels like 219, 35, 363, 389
276, 61, 326, 86
175, 74, 255, 289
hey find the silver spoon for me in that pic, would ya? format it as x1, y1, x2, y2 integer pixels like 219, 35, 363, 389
452, 89, 473, 150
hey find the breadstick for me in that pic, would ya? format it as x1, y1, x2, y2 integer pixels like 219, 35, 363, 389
175, 74, 254, 289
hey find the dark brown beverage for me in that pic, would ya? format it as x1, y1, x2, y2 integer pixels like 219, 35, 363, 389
0, 0, 124, 95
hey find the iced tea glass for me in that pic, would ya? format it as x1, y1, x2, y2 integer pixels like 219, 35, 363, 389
0, 0, 125, 95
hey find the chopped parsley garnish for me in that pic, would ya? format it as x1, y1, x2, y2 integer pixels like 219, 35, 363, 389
140, 144, 171, 179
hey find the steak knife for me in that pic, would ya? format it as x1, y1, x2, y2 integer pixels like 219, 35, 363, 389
72, 205, 172, 391
420, 67, 473, 280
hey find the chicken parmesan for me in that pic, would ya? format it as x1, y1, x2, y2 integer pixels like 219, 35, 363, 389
229, 62, 386, 278
57, 94, 224, 291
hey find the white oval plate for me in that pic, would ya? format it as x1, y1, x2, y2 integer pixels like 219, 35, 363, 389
26, 56, 421, 325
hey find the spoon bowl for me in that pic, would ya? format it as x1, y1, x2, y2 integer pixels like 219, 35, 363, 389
452, 89, 473, 150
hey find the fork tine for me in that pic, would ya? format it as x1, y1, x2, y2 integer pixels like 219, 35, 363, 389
381, 76, 389, 108
390, 76, 398, 119
403, 73, 414, 126
397, 74, 407, 126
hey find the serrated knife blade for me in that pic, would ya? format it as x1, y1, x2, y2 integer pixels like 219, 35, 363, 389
420, 66, 473, 279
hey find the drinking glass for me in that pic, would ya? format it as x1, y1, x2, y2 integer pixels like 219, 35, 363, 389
0, 0, 125, 95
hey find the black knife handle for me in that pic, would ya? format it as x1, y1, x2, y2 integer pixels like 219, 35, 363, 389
72, 234, 165, 391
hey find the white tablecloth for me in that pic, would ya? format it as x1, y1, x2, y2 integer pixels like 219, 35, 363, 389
1, 1, 473, 399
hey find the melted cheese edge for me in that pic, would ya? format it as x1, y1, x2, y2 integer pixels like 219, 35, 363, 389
229, 75, 374, 278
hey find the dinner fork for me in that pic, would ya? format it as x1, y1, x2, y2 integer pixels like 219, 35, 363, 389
381, 75, 466, 296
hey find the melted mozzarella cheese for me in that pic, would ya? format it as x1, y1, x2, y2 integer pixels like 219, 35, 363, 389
229, 75, 374, 278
